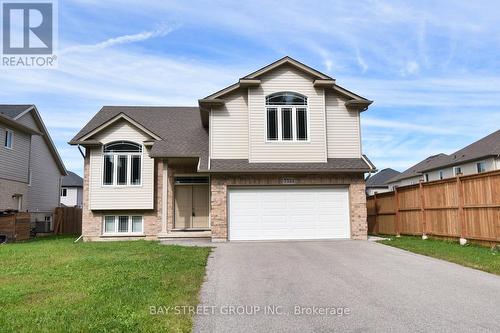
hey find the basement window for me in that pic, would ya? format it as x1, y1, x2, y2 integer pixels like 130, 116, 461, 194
103, 215, 143, 235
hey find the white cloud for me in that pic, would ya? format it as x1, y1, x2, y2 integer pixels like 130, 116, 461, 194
363, 117, 459, 135
400, 61, 420, 76
60, 25, 175, 54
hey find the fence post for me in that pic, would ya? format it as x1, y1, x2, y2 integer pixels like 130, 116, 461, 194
419, 181, 428, 239
456, 175, 467, 245
394, 187, 400, 236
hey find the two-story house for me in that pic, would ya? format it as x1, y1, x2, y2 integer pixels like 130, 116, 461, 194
0, 105, 67, 225
70, 57, 376, 242
387, 129, 500, 188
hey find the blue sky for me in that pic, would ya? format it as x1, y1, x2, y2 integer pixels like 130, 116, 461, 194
2, 0, 500, 176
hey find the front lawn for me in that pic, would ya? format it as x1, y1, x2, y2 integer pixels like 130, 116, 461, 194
378, 236, 500, 275
0, 236, 211, 332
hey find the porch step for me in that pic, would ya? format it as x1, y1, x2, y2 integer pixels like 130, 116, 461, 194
158, 230, 212, 239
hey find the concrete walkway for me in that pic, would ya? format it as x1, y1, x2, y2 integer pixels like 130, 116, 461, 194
194, 240, 500, 332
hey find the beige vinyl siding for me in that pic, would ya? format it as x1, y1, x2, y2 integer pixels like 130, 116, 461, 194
325, 90, 361, 158
0, 125, 31, 182
210, 91, 248, 159
88, 119, 154, 210
17, 113, 62, 213
248, 65, 327, 163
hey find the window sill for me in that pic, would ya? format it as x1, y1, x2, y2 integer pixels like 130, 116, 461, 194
265, 140, 311, 144
101, 233, 145, 237
100, 185, 143, 188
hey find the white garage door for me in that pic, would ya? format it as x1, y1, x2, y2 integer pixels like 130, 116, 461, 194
228, 187, 350, 241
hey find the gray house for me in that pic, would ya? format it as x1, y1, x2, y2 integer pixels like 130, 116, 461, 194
365, 168, 400, 195
0, 105, 66, 226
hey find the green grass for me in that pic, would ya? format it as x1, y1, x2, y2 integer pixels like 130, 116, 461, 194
378, 236, 500, 275
0, 236, 211, 333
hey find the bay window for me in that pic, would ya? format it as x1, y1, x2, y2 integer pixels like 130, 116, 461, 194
102, 141, 142, 186
266, 92, 308, 141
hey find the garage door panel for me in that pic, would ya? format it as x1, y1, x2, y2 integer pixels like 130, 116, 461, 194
229, 187, 350, 241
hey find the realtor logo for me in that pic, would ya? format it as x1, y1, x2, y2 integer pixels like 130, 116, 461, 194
1, 0, 58, 68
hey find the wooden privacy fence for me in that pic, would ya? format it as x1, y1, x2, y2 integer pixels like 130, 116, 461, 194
367, 169, 500, 244
53, 207, 82, 235
0, 212, 31, 242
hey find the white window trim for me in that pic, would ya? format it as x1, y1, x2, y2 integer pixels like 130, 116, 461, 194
4, 128, 14, 149
102, 215, 144, 236
439, 170, 444, 180
453, 166, 462, 176
102, 148, 143, 187
61, 188, 67, 197
265, 106, 310, 143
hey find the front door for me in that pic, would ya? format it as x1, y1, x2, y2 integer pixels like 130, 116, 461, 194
174, 185, 209, 229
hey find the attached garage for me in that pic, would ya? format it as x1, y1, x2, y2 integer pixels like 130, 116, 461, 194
228, 187, 350, 241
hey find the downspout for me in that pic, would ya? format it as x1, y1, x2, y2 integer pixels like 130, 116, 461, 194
74, 145, 86, 242
77, 145, 85, 158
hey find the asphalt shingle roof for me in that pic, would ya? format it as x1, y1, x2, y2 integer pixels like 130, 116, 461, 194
387, 153, 449, 183
72, 106, 374, 173
420, 129, 500, 172
206, 158, 373, 172
366, 168, 401, 187
71, 106, 209, 168
62, 171, 83, 187
0, 105, 33, 118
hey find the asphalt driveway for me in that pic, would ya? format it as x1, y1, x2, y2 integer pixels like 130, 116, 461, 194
194, 240, 500, 332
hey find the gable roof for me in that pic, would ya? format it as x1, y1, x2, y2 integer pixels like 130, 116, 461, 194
420, 129, 500, 172
0, 104, 33, 118
366, 168, 401, 187
201, 56, 371, 103
0, 104, 66, 175
387, 154, 449, 183
70, 106, 209, 169
62, 171, 83, 187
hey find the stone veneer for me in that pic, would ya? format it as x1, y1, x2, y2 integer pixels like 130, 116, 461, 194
81, 153, 163, 241
210, 173, 367, 241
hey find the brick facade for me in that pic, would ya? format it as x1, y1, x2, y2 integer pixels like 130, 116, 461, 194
210, 173, 367, 241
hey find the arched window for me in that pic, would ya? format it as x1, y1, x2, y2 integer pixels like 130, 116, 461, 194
103, 141, 142, 186
265, 92, 308, 141
265, 92, 307, 106
103, 141, 142, 153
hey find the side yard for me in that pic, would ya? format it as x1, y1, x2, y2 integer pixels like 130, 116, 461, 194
0, 236, 211, 332
378, 236, 500, 275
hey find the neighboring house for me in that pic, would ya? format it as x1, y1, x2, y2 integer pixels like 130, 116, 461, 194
60, 171, 83, 207
386, 154, 449, 188
418, 129, 500, 181
0, 105, 67, 225
70, 56, 376, 242
365, 168, 401, 195
387, 129, 500, 187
